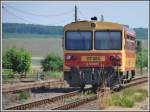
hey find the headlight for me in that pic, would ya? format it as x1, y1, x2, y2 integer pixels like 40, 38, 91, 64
110, 55, 115, 61
66, 55, 77, 60
115, 55, 121, 61
66, 55, 72, 60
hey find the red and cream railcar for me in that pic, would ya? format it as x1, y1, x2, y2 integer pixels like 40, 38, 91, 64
63, 20, 136, 89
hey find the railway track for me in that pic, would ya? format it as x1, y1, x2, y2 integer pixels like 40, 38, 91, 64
124, 76, 148, 87
2, 78, 66, 93
5, 76, 148, 110
5, 90, 80, 110
52, 76, 148, 110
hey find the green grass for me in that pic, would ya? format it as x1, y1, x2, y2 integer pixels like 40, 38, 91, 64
43, 71, 63, 78
2, 38, 63, 57
104, 88, 148, 108
2, 69, 14, 75
19, 91, 30, 100
122, 88, 148, 102
2, 69, 15, 81
3, 32, 62, 39
104, 94, 134, 108
2, 77, 15, 81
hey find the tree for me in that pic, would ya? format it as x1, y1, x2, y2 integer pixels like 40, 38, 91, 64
2, 47, 31, 75
136, 48, 148, 73
41, 53, 63, 71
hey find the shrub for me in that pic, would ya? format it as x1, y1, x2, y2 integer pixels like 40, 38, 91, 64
2, 47, 31, 74
41, 53, 63, 71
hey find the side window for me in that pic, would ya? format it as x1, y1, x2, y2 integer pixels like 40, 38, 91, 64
125, 35, 136, 51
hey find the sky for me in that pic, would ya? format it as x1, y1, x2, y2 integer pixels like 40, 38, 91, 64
2, 1, 149, 28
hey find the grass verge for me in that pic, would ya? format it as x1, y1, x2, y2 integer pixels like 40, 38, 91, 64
43, 71, 63, 78
103, 88, 148, 108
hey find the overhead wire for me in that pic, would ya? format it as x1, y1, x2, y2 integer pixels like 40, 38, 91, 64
3, 5, 89, 26
78, 8, 88, 20
3, 6, 73, 25
3, 8, 34, 24
4, 5, 73, 17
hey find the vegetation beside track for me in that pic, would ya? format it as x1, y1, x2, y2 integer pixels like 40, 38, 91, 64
136, 40, 148, 74
2, 47, 63, 82
2, 71, 63, 82
103, 88, 148, 108
19, 91, 30, 100
2, 47, 31, 75
41, 53, 63, 72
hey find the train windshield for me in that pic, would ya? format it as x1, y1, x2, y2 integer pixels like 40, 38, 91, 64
65, 31, 92, 50
95, 31, 122, 50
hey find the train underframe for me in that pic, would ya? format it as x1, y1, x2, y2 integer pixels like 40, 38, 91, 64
64, 67, 135, 92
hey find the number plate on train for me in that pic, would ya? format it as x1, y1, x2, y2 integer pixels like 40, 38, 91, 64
81, 56, 105, 62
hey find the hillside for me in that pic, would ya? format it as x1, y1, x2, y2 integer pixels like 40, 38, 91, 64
2, 23, 148, 40
133, 28, 148, 40
2, 23, 63, 38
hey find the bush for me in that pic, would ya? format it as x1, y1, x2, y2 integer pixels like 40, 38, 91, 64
41, 53, 63, 71
2, 47, 31, 74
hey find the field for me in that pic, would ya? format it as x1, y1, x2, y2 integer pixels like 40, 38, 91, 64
2, 38, 63, 57
3, 33, 62, 39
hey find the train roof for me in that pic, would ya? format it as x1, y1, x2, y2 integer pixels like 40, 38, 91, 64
64, 20, 122, 29
64, 20, 136, 37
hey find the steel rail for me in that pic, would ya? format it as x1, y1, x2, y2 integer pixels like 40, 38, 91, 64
52, 76, 148, 110
3, 79, 65, 93
5, 76, 148, 110
5, 90, 79, 110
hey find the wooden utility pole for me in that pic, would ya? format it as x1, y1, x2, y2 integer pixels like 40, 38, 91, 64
101, 15, 104, 22
75, 5, 78, 22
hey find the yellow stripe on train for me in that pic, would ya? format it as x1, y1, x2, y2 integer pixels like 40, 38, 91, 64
81, 56, 105, 62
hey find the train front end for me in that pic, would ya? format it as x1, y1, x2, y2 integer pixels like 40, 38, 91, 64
63, 21, 124, 88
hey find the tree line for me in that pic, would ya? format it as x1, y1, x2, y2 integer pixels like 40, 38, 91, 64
2, 23, 148, 40
2, 23, 63, 35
